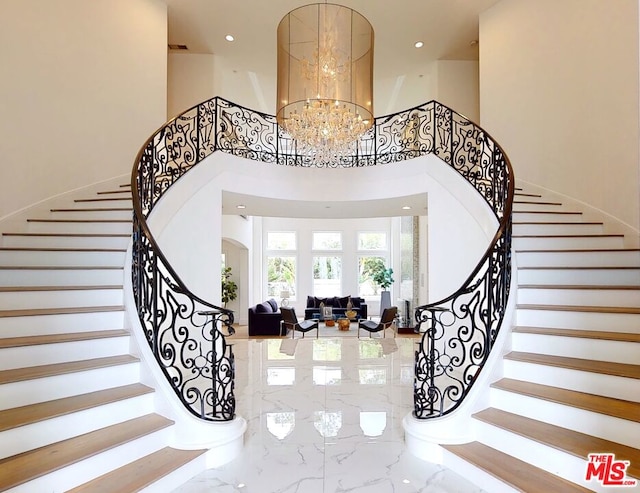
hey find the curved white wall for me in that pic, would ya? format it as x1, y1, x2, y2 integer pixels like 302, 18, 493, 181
148, 152, 498, 309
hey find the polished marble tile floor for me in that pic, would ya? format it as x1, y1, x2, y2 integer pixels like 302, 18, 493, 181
173, 336, 486, 493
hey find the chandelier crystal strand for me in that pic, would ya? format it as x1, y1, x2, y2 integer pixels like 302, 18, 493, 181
276, 4, 374, 167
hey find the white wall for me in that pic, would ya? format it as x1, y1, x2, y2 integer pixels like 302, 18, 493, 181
480, 0, 640, 233
168, 52, 216, 119
0, 0, 167, 219
436, 60, 480, 124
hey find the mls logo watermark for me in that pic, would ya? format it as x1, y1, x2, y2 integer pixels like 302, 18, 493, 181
585, 454, 637, 487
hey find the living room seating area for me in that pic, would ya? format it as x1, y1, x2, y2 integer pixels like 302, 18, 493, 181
304, 296, 367, 320
248, 298, 284, 336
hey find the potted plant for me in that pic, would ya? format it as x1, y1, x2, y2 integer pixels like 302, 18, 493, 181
221, 266, 238, 308
372, 266, 394, 315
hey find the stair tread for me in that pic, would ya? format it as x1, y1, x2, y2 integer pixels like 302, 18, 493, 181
74, 198, 132, 202
492, 378, 640, 423
2, 233, 130, 237
50, 208, 131, 212
0, 414, 172, 491
513, 326, 640, 343
0, 265, 123, 270
516, 248, 640, 252
0, 329, 129, 349
514, 200, 563, 206
473, 408, 640, 478
442, 441, 592, 493
518, 303, 640, 314
505, 351, 640, 379
66, 446, 205, 493
513, 210, 583, 215
0, 305, 125, 318
518, 284, 640, 290
519, 265, 640, 270
0, 383, 153, 432
0, 285, 122, 292
0, 247, 126, 252
0, 354, 139, 385
514, 221, 603, 225
27, 218, 132, 223
513, 233, 624, 238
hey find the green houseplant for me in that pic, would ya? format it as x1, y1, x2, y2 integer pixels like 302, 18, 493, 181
372, 266, 394, 316
221, 266, 238, 308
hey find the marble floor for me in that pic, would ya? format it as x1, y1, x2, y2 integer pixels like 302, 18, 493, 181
173, 335, 486, 493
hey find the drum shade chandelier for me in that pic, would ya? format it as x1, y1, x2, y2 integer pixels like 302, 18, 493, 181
276, 3, 374, 165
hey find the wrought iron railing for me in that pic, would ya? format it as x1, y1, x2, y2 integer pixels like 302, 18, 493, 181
130, 97, 513, 422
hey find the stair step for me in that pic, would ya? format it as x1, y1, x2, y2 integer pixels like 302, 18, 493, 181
518, 303, 640, 315
513, 222, 604, 235
0, 266, 124, 288
513, 326, 640, 343
1, 232, 130, 249
96, 190, 132, 195
517, 284, 640, 307
517, 303, 640, 331
49, 208, 132, 220
0, 328, 129, 349
473, 408, 640, 479
513, 234, 625, 249
517, 266, 640, 285
492, 378, 640, 424
26, 219, 132, 234
0, 354, 139, 385
66, 447, 205, 493
0, 247, 126, 267
516, 248, 640, 267
442, 441, 591, 493
504, 351, 640, 380
0, 305, 125, 319
0, 413, 172, 492
74, 197, 132, 203
0, 286, 123, 311
0, 383, 153, 433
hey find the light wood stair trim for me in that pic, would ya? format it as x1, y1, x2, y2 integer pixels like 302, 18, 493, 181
473, 408, 640, 479
66, 447, 206, 493
516, 248, 640, 253
0, 329, 130, 349
519, 266, 640, 270
0, 383, 153, 433
0, 354, 139, 385
0, 265, 123, 270
0, 285, 122, 293
513, 210, 583, 215
518, 303, 640, 315
505, 351, 640, 379
2, 233, 130, 238
26, 218, 132, 223
0, 247, 126, 252
74, 198, 132, 203
96, 190, 132, 195
442, 441, 592, 493
0, 414, 172, 491
0, 305, 125, 318
50, 208, 132, 212
515, 192, 543, 198
513, 221, 603, 226
514, 200, 563, 206
513, 234, 624, 238
513, 326, 640, 343
491, 378, 640, 423
518, 284, 640, 290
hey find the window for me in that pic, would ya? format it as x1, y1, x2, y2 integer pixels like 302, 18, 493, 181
358, 232, 387, 250
358, 256, 386, 298
267, 231, 296, 250
313, 256, 341, 297
267, 256, 296, 298
312, 231, 342, 250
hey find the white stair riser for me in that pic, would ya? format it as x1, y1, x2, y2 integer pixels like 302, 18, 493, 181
517, 287, 640, 307
489, 388, 640, 449
517, 268, 640, 286
1, 235, 130, 249
512, 212, 585, 223
0, 310, 125, 337
513, 203, 566, 212
0, 288, 123, 310
517, 308, 640, 332
50, 209, 132, 220
0, 250, 125, 267
513, 236, 625, 249
71, 198, 132, 209
473, 420, 607, 492
442, 449, 519, 493
0, 268, 124, 287
0, 393, 155, 460
0, 363, 141, 410
503, 360, 639, 402
513, 223, 603, 235
27, 221, 132, 235
511, 332, 640, 364
0, 336, 131, 370
516, 250, 640, 268
8, 427, 172, 493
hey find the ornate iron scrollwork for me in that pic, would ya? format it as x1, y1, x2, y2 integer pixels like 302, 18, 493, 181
131, 97, 513, 423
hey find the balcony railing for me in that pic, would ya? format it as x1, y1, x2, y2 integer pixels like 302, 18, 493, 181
130, 97, 514, 422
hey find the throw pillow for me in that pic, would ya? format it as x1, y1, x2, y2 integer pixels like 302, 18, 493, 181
338, 296, 350, 308
314, 296, 327, 308
267, 298, 278, 312
255, 302, 272, 313
307, 296, 315, 308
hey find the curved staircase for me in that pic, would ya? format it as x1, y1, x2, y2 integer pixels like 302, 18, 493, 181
0, 181, 207, 492
441, 186, 640, 492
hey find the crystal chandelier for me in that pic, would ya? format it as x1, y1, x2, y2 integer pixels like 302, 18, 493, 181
276, 4, 374, 165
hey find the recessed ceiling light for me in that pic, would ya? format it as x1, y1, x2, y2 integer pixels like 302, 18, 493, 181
236, 204, 246, 209
414, 41, 424, 48
402, 206, 411, 210
225, 34, 235, 42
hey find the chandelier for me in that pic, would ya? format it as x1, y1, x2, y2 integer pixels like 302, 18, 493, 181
276, 3, 374, 165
